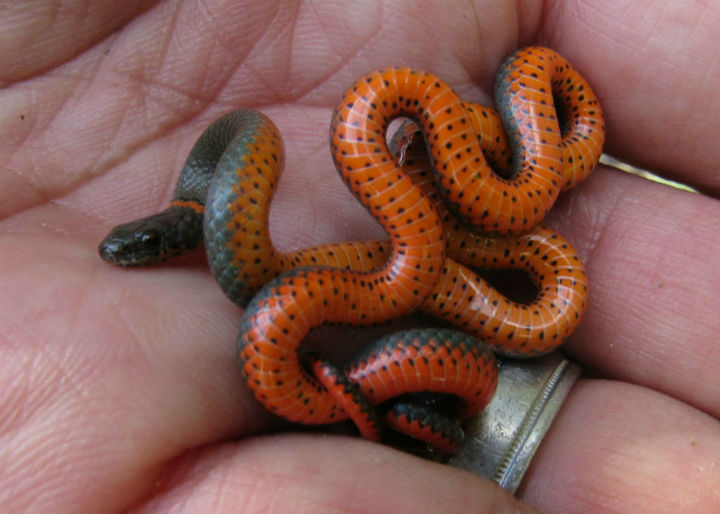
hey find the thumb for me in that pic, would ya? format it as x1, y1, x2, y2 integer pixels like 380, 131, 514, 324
131, 434, 535, 513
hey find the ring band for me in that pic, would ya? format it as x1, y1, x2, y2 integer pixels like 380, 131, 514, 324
448, 352, 581, 492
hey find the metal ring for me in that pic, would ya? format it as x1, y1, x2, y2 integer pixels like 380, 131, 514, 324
448, 352, 580, 492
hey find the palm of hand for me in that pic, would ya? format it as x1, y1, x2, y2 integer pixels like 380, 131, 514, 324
2, 1, 719, 512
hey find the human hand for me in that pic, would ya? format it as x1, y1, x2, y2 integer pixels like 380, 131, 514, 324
2, 0, 719, 511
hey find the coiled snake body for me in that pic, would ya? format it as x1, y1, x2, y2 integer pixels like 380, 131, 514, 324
99, 47, 604, 452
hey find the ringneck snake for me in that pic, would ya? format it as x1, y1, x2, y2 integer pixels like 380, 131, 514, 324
99, 46, 604, 452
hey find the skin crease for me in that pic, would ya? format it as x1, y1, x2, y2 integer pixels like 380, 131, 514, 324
1, 0, 719, 511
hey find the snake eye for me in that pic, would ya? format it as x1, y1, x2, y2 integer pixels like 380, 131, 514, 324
139, 230, 162, 249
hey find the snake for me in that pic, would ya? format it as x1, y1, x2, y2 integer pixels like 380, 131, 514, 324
99, 46, 604, 451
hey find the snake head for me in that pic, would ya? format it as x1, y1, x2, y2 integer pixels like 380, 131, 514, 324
98, 207, 202, 267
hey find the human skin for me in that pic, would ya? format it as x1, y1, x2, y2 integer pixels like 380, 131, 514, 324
1, 0, 719, 511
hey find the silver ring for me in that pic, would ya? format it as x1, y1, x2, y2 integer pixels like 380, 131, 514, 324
448, 352, 580, 493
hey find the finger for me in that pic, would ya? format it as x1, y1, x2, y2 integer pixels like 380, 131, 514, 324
520, 379, 720, 512
538, 0, 720, 193
545, 167, 720, 417
128, 435, 534, 514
